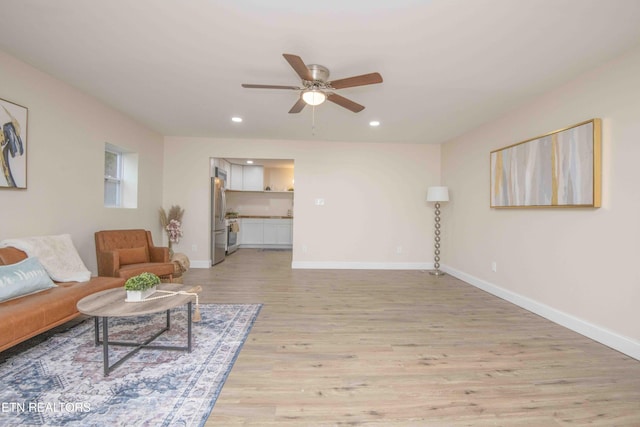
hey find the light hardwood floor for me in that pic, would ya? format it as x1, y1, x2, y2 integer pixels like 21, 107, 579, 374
184, 249, 640, 426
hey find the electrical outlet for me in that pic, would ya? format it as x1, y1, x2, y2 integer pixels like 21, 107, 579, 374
491, 261, 497, 272
315, 198, 325, 206
396, 246, 403, 254
192, 244, 197, 252
302, 245, 308, 253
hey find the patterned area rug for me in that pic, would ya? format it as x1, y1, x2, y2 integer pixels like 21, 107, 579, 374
0, 303, 261, 426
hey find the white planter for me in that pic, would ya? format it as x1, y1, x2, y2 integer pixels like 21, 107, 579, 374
125, 286, 157, 302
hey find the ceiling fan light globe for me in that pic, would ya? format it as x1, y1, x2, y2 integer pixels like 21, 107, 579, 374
302, 90, 326, 106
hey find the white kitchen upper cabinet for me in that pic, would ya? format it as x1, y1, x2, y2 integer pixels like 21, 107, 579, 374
221, 159, 231, 175
243, 166, 264, 191
230, 164, 244, 190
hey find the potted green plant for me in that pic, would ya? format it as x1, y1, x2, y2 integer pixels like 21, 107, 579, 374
124, 272, 161, 302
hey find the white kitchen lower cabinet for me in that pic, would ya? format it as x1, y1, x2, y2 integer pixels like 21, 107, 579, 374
263, 219, 292, 245
239, 219, 264, 245
238, 218, 292, 248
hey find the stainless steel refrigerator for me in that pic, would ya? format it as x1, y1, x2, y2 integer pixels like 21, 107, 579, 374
211, 172, 227, 265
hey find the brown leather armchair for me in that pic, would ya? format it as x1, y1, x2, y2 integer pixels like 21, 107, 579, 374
94, 229, 174, 281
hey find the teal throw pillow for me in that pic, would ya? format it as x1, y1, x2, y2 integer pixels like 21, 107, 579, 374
0, 257, 57, 303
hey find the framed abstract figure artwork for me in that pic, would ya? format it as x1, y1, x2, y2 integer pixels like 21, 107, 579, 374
490, 119, 601, 208
0, 98, 28, 189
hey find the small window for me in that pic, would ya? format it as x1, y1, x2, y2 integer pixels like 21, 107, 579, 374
104, 143, 139, 208
104, 147, 122, 207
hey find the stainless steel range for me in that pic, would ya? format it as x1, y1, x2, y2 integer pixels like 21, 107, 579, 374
226, 218, 239, 255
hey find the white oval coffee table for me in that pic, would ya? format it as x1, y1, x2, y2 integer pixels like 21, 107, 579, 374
77, 283, 196, 376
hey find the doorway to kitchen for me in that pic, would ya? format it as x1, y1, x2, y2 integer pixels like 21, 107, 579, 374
210, 158, 294, 266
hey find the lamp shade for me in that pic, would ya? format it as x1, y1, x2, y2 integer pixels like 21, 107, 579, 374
302, 90, 326, 106
427, 186, 449, 202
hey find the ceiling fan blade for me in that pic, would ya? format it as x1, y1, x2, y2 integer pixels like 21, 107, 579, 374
329, 72, 383, 89
327, 93, 365, 113
242, 84, 300, 90
288, 98, 306, 114
283, 53, 313, 81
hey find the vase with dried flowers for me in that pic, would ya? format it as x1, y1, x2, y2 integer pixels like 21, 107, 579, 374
159, 205, 184, 256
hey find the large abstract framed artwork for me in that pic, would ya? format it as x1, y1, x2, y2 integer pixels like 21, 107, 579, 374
490, 119, 601, 208
0, 98, 28, 189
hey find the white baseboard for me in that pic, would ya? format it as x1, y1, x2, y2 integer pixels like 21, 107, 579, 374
190, 259, 211, 269
291, 261, 434, 270
239, 244, 293, 249
442, 265, 640, 361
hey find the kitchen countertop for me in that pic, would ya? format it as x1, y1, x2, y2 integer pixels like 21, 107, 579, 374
227, 215, 293, 219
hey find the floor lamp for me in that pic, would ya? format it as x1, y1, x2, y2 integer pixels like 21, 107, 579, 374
427, 186, 449, 276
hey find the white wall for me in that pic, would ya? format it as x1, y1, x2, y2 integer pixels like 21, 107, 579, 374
163, 137, 441, 269
0, 49, 164, 273
441, 45, 640, 358
226, 192, 293, 217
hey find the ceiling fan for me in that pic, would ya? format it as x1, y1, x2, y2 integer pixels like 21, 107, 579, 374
241, 53, 383, 114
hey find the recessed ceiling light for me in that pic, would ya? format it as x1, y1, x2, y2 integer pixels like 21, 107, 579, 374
369, 120, 380, 127
246, 160, 254, 164
231, 117, 243, 123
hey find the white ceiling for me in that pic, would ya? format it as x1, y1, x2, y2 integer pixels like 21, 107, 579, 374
1, 0, 640, 144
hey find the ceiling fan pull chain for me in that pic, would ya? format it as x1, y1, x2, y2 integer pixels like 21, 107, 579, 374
311, 105, 316, 136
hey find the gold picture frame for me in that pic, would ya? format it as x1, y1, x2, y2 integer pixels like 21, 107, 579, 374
490, 119, 601, 208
